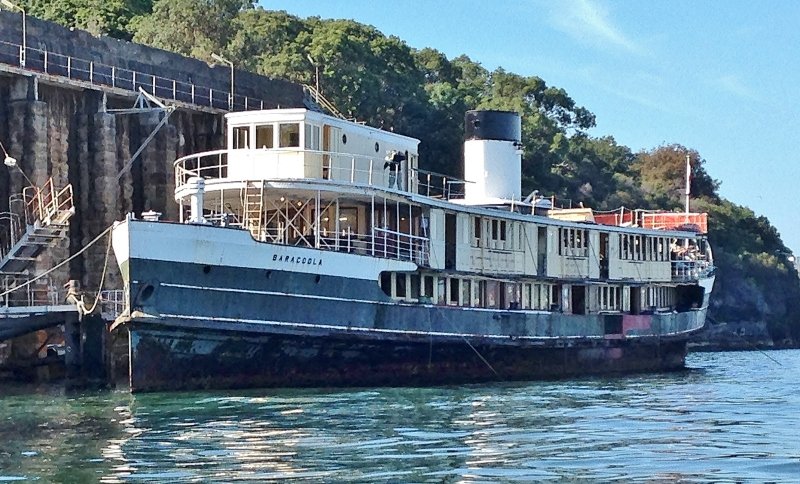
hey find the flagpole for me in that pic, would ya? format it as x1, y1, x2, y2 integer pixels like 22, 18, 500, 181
685, 154, 691, 214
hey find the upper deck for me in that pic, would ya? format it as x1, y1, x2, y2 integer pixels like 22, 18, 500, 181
170, 108, 713, 288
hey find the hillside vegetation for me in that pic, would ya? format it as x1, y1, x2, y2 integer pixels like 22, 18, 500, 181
21, 0, 800, 343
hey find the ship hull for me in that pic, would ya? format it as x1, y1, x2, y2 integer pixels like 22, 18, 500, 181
126, 320, 689, 392
112, 219, 709, 392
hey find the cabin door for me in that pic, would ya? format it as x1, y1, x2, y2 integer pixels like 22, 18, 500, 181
571, 285, 586, 315
537, 227, 547, 276
599, 233, 609, 279
322, 125, 340, 180
445, 213, 456, 269
629, 287, 641, 315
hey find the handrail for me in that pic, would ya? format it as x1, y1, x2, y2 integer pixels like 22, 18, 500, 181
0, 39, 267, 112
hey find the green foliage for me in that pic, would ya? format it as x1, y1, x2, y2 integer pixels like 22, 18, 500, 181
131, 0, 254, 61
20, 0, 153, 39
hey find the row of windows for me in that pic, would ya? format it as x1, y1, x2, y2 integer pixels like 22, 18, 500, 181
620, 235, 670, 261
382, 273, 678, 314
471, 217, 525, 251
233, 123, 389, 153
233, 123, 303, 149
558, 228, 588, 257
598, 285, 622, 311
645, 285, 675, 309
381, 273, 554, 310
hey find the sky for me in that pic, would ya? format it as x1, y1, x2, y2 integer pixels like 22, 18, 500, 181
264, 0, 800, 253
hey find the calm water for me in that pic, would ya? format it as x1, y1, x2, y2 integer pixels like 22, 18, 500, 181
0, 350, 798, 482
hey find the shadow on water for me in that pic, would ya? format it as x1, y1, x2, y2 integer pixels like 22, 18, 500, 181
0, 350, 798, 482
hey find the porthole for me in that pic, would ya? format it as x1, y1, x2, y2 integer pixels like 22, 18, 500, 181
265, 270, 272, 279
203, 265, 211, 274
139, 284, 155, 301
315, 275, 321, 283
374, 142, 380, 152
341, 134, 347, 144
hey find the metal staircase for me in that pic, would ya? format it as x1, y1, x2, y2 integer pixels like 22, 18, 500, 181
0, 179, 75, 275
243, 181, 264, 240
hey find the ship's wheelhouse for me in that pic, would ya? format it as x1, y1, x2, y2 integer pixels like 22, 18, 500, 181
223, 109, 420, 188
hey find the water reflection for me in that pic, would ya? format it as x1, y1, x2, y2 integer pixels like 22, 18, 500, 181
0, 350, 798, 482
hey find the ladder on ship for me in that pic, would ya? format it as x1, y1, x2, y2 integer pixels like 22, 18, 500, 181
243, 181, 264, 240
0, 179, 75, 275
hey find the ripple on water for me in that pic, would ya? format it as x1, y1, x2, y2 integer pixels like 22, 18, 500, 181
0, 350, 799, 482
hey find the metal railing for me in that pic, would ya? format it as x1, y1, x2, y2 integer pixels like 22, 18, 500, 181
174, 148, 468, 200
671, 259, 714, 281
1, 275, 62, 308
24, 179, 74, 227
100, 289, 127, 320
0, 39, 268, 112
0, 211, 24, 262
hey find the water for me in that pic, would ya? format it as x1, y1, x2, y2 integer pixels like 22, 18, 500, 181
1, 350, 798, 482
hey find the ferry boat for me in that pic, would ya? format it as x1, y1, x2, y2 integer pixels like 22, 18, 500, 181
110, 109, 715, 392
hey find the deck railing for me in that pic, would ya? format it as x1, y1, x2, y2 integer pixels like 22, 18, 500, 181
671, 259, 714, 281
0, 39, 267, 112
173, 148, 467, 200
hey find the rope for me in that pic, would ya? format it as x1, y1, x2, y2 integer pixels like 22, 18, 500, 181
0, 224, 114, 300
461, 335, 503, 380
82, 228, 113, 314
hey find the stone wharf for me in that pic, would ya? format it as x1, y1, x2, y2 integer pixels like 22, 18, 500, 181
110, 108, 715, 392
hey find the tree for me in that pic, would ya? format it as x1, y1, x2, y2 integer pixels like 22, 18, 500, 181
21, 0, 153, 40
634, 144, 720, 209
131, 0, 253, 60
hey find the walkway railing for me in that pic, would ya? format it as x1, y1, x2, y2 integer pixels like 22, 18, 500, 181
0, 39, 267, 112
1, 275, 62, 308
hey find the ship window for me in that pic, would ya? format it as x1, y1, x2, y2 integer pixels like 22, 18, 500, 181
395, 273, 407, 299
422, 275, 433, 298
437, 277, 446, 304
448, 278, 460, 306
305, 123, 321, 150
461, 279, 471, 306
255, 124, 274, 149
279, 123, 300, 147
473, 217, 482, 247
233, 126, 249, 149
485, 280, 500, 308
475, 280, 485, 307
411, 274, 421, 300
506, 283, 520, 309
375, 142, 380, 152
559, 228, 588, 257
380, 272, 391, 296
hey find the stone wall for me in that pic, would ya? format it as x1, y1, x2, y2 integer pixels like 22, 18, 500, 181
0, 11, 303, 106
0, 11, 306, 293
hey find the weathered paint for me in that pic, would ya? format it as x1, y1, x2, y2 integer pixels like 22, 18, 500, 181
127, 322, 689, 392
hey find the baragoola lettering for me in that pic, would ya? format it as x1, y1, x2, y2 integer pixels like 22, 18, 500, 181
272, 254, 322, 265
